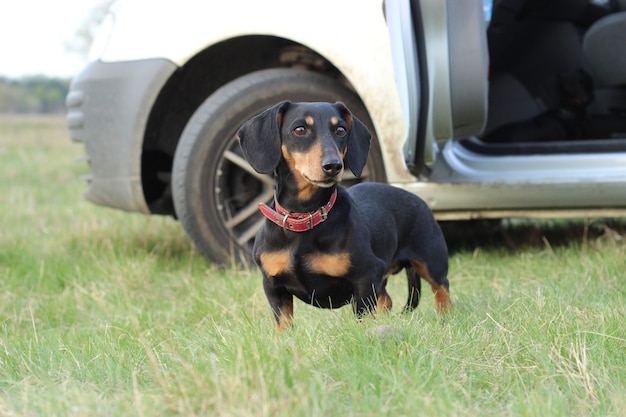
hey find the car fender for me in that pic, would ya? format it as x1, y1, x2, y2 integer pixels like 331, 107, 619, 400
98, 0, 414, 183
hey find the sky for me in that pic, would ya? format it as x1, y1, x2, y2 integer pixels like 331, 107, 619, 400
0, 0, 104, 78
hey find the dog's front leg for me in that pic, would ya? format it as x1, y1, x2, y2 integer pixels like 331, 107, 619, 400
351, 280, 380, 319
351, 261, 388, 318
263, 278, 294, 331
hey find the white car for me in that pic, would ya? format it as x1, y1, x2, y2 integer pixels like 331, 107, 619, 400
66, 0, 626, 264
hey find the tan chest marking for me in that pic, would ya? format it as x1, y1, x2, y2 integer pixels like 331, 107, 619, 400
260, 250, 292, 277
304, 252, 352, 277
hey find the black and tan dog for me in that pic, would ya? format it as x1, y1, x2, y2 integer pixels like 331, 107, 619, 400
237, 101, 450, 331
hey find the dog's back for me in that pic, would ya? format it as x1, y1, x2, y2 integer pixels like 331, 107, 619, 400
347, 182, 448, 281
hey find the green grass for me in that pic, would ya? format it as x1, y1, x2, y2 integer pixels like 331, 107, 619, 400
1, 115, 625, 416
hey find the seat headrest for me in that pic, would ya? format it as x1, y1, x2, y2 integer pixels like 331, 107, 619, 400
583, 11, 626, 87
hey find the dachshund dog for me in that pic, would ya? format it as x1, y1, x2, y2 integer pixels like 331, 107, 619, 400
238, 101, 449, 331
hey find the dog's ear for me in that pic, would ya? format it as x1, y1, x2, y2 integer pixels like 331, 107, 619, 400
237, 101, 291, 174
334, 102, 371, 177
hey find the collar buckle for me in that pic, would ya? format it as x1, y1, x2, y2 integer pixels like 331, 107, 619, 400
320, 206, 328, 221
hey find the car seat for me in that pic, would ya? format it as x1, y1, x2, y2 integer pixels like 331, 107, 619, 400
583, 11, 626, 138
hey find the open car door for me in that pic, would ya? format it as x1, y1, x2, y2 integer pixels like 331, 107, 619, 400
385, 0, 489, 177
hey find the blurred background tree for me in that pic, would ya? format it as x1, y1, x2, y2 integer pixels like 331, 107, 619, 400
64, 0, 115, 59
0, 76, 68, 114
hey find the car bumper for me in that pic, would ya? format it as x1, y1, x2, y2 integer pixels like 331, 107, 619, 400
66, 59, 177, 213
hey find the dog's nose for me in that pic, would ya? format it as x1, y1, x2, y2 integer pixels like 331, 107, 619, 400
322, 159, 343, 176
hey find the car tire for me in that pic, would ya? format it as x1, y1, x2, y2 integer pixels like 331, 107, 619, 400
172, 68, 386, 266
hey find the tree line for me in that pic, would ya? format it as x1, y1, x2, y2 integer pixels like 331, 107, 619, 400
0, 76, 70, 114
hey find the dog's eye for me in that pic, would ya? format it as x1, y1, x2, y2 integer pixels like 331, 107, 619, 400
294, 126, 307, 136
335, 126, 347, 137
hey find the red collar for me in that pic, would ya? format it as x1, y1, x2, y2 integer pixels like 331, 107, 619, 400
258, 188, 338, 232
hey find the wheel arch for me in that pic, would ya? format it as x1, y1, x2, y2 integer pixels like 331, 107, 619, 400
141, 35, 363, 215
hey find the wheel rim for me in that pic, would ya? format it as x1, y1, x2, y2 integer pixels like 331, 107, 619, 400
214, 135, 273, 253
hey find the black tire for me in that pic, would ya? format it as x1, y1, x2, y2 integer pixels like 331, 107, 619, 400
172, 69, 386, 266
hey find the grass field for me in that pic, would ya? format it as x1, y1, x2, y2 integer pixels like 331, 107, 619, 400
1, 115, 625, 417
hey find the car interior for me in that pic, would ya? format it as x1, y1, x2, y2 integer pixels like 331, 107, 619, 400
470, 0, 626, 155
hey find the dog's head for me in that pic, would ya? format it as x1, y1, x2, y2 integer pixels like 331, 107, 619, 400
237, 101, 372, 186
